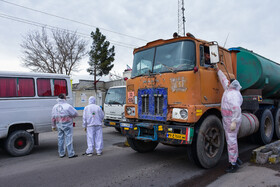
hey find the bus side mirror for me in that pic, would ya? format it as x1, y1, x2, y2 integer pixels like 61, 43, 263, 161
209, 44, 220, 64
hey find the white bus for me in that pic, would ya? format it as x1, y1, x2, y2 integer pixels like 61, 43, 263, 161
104, 86, 126, 132
0, 71, 73, 156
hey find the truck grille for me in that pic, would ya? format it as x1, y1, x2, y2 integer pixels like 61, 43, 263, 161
138, 88, 167, 121
154, 94, 164, 115
141, 94, 149, 114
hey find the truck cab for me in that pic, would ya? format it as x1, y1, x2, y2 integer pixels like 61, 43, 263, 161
104, 86, 126, 132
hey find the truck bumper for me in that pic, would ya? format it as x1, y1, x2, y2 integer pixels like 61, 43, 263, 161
120, 122, 194, 145
104, 119, 121, 128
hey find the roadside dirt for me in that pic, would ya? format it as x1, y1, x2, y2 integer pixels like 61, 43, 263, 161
174, 147, 255, 187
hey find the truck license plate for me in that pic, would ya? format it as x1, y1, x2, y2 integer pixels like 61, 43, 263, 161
168, 133, 186, 140
109, 122, 116, 125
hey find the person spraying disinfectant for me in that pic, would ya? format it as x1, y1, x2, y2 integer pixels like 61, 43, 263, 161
216, 66, 243, 173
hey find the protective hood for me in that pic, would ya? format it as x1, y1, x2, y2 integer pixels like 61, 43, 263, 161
229, 80, 242, 91
89, 96, 96, 104
56, 98, 66, 104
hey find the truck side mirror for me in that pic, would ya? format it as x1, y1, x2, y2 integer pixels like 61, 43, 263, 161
209, 44, 220, 64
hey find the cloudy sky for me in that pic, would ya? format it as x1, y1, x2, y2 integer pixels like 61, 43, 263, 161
0, 0, 279, 81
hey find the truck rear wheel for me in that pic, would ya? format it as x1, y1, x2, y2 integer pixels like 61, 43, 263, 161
127, 137, 158, 153
5, 130, 34, 156
187, 115, 224, 169
256, 109, 274, 144
273, 108, 280, 139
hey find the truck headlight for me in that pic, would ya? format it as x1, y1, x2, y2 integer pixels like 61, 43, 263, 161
172, 108, 188, 120
126, 107, 135, 116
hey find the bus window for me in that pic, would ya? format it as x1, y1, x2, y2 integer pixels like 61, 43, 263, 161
18, 78, 35, 97
0, 78, 17, 97
37, 79, 51, 96
54, 79, 67, 96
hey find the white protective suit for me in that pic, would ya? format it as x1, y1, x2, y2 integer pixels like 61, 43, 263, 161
218, 70, 243, 164
83, 96, 104, 154
51, 98, 78, 157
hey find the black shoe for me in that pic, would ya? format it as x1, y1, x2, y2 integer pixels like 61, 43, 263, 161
59, 154, 66, 158
225, 163, 239, 173
237, 158, 243, 166
82, 152, 93, 156
69, 154, 78, 158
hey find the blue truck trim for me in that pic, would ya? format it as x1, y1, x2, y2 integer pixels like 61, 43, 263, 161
138, 88, 168, 121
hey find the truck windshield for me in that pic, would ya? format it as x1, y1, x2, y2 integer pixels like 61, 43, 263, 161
105, 87, 126, 105
132, 40, 196, 77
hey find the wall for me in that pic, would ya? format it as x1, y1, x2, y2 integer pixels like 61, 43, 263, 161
72, 79, 126, 116
73, 89, 105, 116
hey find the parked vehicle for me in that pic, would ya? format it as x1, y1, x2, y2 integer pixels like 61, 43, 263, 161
120, 33, 280, 168
104, 86, 126, 132
0, 71, 73, 156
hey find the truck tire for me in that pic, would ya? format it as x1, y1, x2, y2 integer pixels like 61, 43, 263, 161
187, 115, 224, 169
273, 108, 280, 139
5, 130, 34, 156
256, 109, 274, 144
127, 137, 158, 153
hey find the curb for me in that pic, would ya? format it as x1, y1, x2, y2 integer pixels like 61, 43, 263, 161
251, 140, 280, 164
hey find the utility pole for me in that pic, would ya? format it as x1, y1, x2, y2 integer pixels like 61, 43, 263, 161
178, 0, 186, 36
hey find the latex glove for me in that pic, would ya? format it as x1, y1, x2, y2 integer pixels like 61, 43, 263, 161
52, 127, 57, 131
84, 128, 87, 132
230, 121, 236, 131
214, 64, 219, 71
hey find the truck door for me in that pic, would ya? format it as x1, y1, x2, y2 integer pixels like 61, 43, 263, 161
199, 45, 222, 104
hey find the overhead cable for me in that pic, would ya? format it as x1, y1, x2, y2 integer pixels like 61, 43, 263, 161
0, 13, 136, 49
0, 0, 148, 42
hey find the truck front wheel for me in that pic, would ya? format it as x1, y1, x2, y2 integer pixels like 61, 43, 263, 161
187, 115, 224, 169
5, 130, 34, 156
127, 137, 158, 153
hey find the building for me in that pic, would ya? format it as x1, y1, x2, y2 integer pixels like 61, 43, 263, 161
72, 70, 131, 115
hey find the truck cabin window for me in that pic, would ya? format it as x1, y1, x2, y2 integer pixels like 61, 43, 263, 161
132, 40, 196, 77
105, 87, 126, 105
200, 45, 212, 68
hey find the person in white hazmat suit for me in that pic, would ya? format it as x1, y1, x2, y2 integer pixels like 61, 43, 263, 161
83, 96, 104, 156
217, 67, 243, 173
51, 94, 78, 158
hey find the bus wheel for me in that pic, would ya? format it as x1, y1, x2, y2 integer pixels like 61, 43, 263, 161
127, 137, 158, 153
273, 108, 280, 139
256, 109, 274, 144
5, 130, 34, 156
187, 115, 224, 169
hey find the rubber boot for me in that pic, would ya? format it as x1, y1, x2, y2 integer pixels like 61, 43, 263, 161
237, 157, 243, 166
225, 163, 239, 173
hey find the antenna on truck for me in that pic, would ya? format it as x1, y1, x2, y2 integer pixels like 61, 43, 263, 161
221, 33, 233, 80
178, 0, 186, 36
223, 33, 230, 48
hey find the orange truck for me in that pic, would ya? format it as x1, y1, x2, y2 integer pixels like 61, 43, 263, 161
120, 33, 280, 168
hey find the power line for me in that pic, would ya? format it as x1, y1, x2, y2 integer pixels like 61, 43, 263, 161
0, 0, 148, 42
0, 13, 136, 49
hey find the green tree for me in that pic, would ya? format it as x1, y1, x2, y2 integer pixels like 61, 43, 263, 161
88, 28, 115, 90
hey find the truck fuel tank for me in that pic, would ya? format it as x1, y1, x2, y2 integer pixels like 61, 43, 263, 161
238, 113, 259, 138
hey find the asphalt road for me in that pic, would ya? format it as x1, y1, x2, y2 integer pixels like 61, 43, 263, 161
0, 117, 259, 187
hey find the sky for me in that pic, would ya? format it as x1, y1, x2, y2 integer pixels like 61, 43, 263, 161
0, 0, 280, 82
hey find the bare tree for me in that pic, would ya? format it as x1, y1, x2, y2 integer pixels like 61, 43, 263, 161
21, 28, 87, 75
